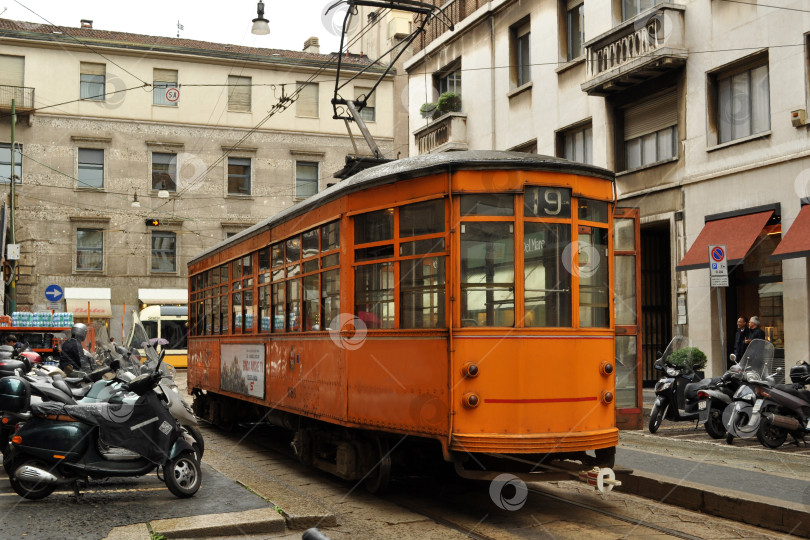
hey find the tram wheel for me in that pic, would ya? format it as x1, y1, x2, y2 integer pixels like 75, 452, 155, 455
363, 437, 392, 494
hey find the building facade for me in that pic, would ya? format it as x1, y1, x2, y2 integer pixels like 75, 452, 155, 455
0, 18, 394, 338
404, 1, 810, 394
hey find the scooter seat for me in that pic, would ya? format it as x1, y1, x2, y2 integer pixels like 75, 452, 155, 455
776, 384, 810, 403
684, 378, 714, 401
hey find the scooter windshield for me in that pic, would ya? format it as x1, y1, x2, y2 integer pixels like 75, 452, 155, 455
659, 335, 692, 365
125, 311, 161, 366
738, 339, 774, 380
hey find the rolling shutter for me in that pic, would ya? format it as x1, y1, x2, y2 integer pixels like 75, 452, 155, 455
228, 75, 251, 112
154, 68, 178, 83
624, 91, 677, 140
0, 55, 24, 86
296, 82, 319, 117
80, 62, 106, 76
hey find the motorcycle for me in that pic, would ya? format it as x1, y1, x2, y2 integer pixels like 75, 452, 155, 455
722, 339, 782, 445
695, 356, 747, 439
649, 336, 715, 434
737, 358, 810, 448
1, 312, 201, 500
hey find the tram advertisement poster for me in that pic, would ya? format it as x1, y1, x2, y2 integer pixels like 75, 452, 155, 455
220, 343, 265, 399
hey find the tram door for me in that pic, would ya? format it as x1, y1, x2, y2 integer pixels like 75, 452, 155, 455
613, 208, 642, 429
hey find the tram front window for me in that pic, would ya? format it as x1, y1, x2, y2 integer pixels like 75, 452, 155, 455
578, 226, 609, 327
524, 222, 571, 327
460, 222, 515, 327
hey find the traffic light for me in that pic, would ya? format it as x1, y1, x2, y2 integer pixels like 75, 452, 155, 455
145, 218, 161, 227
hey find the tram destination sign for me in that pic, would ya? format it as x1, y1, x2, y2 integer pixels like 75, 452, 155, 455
708, 244, 728, 287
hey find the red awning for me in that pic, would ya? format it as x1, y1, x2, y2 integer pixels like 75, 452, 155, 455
676, 211, 773, 271
771, 205, 810, 260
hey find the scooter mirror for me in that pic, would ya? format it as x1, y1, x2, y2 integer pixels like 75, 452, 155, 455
729, 353, 736, 363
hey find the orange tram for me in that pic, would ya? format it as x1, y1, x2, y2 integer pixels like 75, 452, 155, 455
187, 151, 620, 492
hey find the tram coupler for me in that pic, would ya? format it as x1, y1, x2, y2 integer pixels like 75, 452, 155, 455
577, 467, 621, 493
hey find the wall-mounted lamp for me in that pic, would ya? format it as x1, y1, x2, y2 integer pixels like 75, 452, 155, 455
251, 1, 270, 35
131, 190, 141, 208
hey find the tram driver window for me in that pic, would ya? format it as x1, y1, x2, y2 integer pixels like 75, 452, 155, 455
460, 221, 515, 327
578, 225, 609, 328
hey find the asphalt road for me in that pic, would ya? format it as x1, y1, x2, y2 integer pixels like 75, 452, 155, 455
0, 462, 271, 540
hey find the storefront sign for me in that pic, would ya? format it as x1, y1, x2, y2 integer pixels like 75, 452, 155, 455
708, 244, 728, 287
220, 343, 265, 399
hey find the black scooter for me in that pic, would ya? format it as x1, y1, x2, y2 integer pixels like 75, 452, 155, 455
649, 337, 715, 434
1, 345, 201, 500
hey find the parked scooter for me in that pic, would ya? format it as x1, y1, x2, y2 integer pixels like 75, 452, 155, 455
695, 357, 747, 439
728, 353, 810, 448
649, 336, 716, 434
722, 339, 782, 445
1, 314, 201, 500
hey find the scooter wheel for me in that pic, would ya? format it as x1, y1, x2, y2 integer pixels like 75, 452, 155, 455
165, 451, 201, 498
8, 456, 56, 500
704, 408, 727, 439
648, 402, 667, 434
756, 405, 788, 449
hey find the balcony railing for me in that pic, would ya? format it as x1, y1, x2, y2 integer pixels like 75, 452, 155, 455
414, 112, 468, 155
0, 85, 35, 111
581, 4, 686, 96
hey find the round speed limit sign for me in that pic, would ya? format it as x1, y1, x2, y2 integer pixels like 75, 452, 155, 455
165, 87, 180, 102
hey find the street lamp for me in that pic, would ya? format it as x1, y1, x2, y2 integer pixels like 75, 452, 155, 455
251, 1, 270, 35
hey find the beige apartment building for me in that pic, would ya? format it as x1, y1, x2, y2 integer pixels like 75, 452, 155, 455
405, 1, 810, 399
0, 18, 394, 338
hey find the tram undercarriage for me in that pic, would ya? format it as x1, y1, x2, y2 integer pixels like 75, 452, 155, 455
193, 389, 620, 494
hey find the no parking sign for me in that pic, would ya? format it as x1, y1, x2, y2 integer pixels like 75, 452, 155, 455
709, 244, 728, 287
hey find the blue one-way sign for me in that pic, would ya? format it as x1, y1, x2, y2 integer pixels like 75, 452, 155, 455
45, 284, 64, 302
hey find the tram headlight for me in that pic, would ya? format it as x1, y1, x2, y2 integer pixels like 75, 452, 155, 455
601, 391, 614, 405
462, 362, 479, 378
462, 392, 480, 408
599, 362, 614, 377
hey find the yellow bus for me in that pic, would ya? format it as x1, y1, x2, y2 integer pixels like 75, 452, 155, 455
139, 305, 188, 368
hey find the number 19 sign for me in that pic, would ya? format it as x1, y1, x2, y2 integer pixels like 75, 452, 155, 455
709, 244, 728, 287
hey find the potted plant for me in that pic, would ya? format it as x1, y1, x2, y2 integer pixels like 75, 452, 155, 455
436, 91, 461, 115
667, 347, 707, 373
420, 102, 438, 119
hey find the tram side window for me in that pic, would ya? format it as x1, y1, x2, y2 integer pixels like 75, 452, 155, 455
259, 285, 271, 331
287, 279, 301, 331
321, 268, 340, 329
355, 262, 395, 329
303, 274, 320, 330
220, 265, 229, 334
355, 208, 393, 244
460, 222, 515, 327
272, 282, 285, 331
400, 257, 445, 328
524, 222, 571, 327
578, 225, 609, 328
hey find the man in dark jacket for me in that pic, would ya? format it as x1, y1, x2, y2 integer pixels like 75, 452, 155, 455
731, 317, 749, 366
59, 323, 88, 373
746, 316, 766, 345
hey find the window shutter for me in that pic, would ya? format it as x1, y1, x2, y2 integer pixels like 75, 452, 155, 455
0, 55, 24, 86
297, 82, 319, 117
81, 62, 106, 76
154, 69, 178, 83
624, 91, 677, 140
228, 76, 251, 112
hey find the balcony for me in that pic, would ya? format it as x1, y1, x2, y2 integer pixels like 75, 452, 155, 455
0, 85, 35, 121
414, 112, 468, 155
581, 4, 686, 96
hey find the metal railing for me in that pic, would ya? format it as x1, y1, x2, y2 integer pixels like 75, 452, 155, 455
0, 86, 35, 110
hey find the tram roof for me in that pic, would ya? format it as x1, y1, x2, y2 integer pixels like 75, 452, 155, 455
189, 151, 615, 266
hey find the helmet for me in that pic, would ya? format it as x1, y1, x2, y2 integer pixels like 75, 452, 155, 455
71, 323, 88, 341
